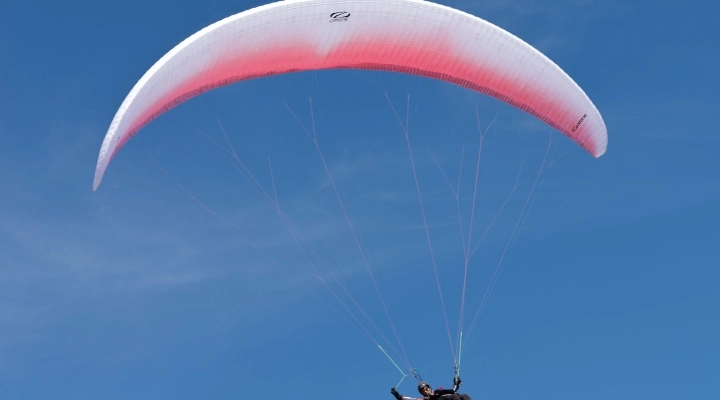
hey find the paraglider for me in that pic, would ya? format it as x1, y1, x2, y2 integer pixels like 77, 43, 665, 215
92, 0, 608, 396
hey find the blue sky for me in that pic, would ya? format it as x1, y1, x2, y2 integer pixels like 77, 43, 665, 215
1, 0, 718, 399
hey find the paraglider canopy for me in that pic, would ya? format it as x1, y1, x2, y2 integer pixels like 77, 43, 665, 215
93, 0, 607, 190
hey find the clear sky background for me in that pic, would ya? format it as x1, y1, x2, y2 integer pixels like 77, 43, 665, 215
1, 0, 718, 399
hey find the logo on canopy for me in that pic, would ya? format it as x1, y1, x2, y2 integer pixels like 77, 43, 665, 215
572, 114, 587, 132
330, 12, 350, 22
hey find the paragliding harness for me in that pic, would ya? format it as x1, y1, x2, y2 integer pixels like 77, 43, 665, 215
406, 367, 464, 400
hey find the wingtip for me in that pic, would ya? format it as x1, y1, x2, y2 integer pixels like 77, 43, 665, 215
92, 165, 104, 191
594, 145, 607, 158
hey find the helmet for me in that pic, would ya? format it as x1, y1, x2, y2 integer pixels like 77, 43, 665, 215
418, 382, 432, 395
